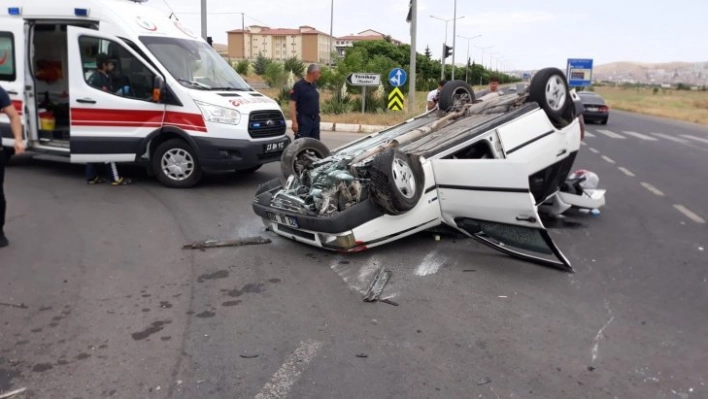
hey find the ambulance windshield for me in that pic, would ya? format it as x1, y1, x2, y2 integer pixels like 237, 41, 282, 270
140, 36, 252, 91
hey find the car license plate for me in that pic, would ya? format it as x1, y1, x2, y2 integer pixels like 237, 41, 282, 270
267, 211, 299, 228
264, 142, 285, 153
587, 107, 599, 112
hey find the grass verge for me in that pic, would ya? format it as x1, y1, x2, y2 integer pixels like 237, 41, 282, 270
593, 86, 708, 125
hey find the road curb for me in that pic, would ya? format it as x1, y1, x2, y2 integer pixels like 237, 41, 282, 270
286, 120, 390, 133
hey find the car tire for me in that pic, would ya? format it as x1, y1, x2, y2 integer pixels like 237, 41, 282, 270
369, 149, 424, 215
437, 80, 475, 112
528, 67, 575, 128
280, 138, 330, 180
601, 117, 608, 125
153, 139, 203, 188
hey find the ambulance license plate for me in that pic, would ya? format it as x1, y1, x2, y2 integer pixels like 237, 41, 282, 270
264, 142, 286, 153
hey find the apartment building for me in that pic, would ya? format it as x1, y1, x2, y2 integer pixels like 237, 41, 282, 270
227, 25, 334, 64
335, 29, 403, 58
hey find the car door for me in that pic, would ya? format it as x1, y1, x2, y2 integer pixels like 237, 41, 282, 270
431, 158, 572, 272
0, 19, 28, 149
66, 26, 166, 163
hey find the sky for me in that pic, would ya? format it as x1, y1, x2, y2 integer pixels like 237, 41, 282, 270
152, 0, 708, 71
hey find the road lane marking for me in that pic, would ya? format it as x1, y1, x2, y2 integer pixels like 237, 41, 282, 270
596, 129, 626, 139
652, 133, 688, 144
580, 142, 587, 146
254, 340, 324, 399
680, 135, 708, 144
618, 167, 635, 177
589, 147, 600, 154
622, 131, 658, 141
584, 131, 596, 138
601, 155, 616, 164
673, 205, 706, 224
641, 182, 665, 197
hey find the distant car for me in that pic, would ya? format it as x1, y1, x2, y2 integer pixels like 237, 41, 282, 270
578, 91, 610, 124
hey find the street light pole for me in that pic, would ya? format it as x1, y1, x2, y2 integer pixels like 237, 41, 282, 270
431, 14, 464, 80
457, 34, 481, 83
474, 45, 493, 85
451, 0, 457, 80
329, 0, 334, 65
200, 0, 207, 41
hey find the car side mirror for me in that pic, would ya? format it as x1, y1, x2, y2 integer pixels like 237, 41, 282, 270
153, 76, 165, 103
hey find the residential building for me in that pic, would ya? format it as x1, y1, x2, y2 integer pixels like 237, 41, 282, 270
226, 25, 333, 63
334, 29, 403, 58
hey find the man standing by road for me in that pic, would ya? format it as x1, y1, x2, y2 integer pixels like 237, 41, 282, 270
426, 80, 447, 111
1, 85, 26, 248
289, 64, 322, 140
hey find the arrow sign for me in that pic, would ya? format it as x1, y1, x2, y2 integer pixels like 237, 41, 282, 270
346, 73, 381, 86
387, 87, 405, 111
388, 68, 407, 88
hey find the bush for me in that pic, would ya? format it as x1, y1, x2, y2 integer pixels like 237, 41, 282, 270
276, 87, 292, 105
235, 59, 250, 75
284, 57, 305, 78
253, 54, 271, 76
264, 62, 288, 88
321, 93, 354, 115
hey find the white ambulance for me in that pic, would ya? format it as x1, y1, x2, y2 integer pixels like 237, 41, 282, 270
0, 0, 290, 187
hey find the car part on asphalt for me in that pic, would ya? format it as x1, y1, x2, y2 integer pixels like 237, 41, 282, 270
182, 236, 272, 250
363, 268, 392, 302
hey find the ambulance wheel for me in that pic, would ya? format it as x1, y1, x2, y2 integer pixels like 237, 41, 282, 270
369, 149, 424, 215
153, 139, 203, 188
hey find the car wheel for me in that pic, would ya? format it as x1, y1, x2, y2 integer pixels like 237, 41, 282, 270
601, 117, 608, 125
153, 139, 203, 188
528, 67, 575, 128
369, 149, 425, 215
280, 138, 330, 180
437, 80, 476, 112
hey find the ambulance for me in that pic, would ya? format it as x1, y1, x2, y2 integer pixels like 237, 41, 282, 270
0, 0, 290, 187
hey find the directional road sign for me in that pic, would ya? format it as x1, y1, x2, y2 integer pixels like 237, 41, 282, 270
388, 87, 405, 111
566, 58, 593, 87
388, 68, 407, 88
346, 73, 381, 86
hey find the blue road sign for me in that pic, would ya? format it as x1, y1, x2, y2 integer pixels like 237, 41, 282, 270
388, 68, 407, 88
566, 58, 594, 87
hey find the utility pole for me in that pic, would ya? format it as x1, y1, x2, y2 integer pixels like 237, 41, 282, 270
200, 0, 207, 41
241, 12, 246, 59
329, 0, 334, 65
431, 14, 464, 81
451, 0, 457, 80
408, 0, 417, 115
458, 34, 481, 83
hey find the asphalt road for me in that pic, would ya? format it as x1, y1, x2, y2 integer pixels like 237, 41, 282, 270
1, 111, 706, 399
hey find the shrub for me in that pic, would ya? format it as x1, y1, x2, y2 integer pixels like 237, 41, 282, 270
235, 59, 250, 75
284, 57, 305, 78
253, 54, 271, 76
264, 62, 288, 88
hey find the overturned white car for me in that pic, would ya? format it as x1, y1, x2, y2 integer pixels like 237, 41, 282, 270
252, 68, 606, 272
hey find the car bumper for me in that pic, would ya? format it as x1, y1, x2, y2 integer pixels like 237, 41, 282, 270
582, 111, 609, 121
192, 136, 291, 171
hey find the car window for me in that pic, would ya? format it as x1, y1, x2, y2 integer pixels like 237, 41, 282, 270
579, 93, 605, 104
0, 32, 16, 81
78, 35, 156, 101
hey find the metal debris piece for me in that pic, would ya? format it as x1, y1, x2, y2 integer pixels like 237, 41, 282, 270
0, 388, 28, 399
463, 269, 477, 272
182, 236, 272, 251
356, 353, 369, 358
380, 298, 399, 307
240, 354, 259, 359
363, 268, 392, 302
477, 377, 492, 386
0, 302, 28, 309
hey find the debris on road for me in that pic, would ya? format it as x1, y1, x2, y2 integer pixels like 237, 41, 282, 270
380, 298, 399, 307
363, 268, 392, 302
463, 269, 476, 272
477, 377, 492, 386
182, 236, 272, 251
0, 388, 28, 399
0, 302, 28, 309
356, 353, 369, 358
240, 354, 259, 359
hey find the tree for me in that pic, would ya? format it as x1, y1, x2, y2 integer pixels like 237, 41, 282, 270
264, 62, 287, 88
235, 59, 250, 75
424, 45, 432, 60
253, 53, 271, 76
284, 57, 305, 78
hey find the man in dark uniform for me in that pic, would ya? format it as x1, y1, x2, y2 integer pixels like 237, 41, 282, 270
289, 64, 322, 140
1, 85, 26, 248
84, 53, 132, 185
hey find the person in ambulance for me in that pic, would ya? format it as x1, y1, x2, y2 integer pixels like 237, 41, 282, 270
84, 53, 132, 186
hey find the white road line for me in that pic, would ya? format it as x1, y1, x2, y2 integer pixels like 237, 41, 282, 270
589, 147, 600, 154
680, 135, 708, 144
580, 142, 587, 146
673, 205, 706, 224
618, 167, 635, 177
641, 182, 665, 197
601, 155, 616, 164
652, 133, 689, 144
254, 340, 324, 399
584, 131, 596, 138
623, 131, 658, 141
596, 129, 626, 139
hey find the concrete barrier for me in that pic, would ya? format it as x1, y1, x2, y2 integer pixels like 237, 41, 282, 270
285, 120, 391, 133
335, 123, 361, 133
320, 122, 335, 131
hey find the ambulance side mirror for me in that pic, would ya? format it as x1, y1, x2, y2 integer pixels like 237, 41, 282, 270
153, 76, 166, 103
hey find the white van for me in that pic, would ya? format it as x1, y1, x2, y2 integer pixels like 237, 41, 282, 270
0, 0, 290, 187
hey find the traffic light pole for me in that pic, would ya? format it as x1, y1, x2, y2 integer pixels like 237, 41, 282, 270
409, 0, 417, 115
441, 43, 446, 80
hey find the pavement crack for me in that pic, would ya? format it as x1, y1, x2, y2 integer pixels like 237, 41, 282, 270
591, 300, 615, 363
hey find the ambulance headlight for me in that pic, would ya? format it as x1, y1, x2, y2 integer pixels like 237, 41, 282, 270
195, 101, 241, 125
